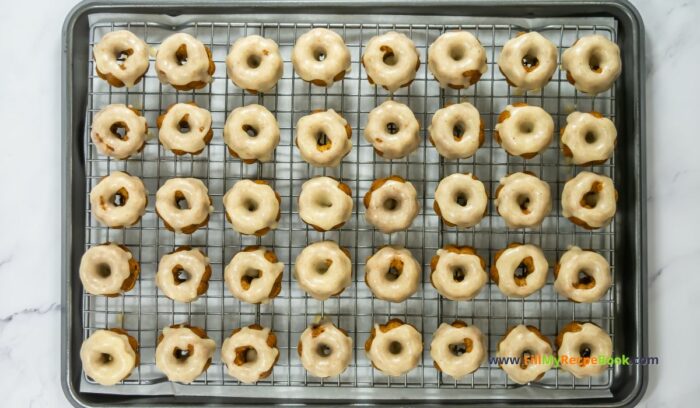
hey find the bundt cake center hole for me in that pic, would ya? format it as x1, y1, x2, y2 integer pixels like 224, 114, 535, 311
96, 263, 112, 278
589, 53, 603, 73
381, 46, 398, 66
517, 194, 531, 213
315, 259, 332, 275
115, 48, 134, 64
247, 54, 261, 69
449, 342, 467, 356
111, 188, 129, 207
386, 267, 401, 281
233, 346, 258, 365
385, 259, 404, 281
245, 348, 258, 363
581, 181, 603, 209
455, 192, 469, 207
110, 121, 129, 140
582, 191, 599, 209
449, 45, 466, 61
383, 198, 399, 211
174, 191, 190, 210
175, 44, 188, 66
585, 131, 597, 144
244, 199, 259, 212
242, 124, 258, 137
173, 344, 194, 361
515, 264, 529, 280
452, 121, 466, 139
177, 117, 191, 133
317, 197, 333, 208
100, 353, 113, 364
116, 52, 128, 64
313, 48, 327, 61
519, 121, 534, 134
579, 344, 593, 358
316, 343, 333, 357
316, 132, 332, 150
172, 266, 191, 285
520, 350, 533, 369
112, 193, 126, 206
386, 122, 399, 135
388, 341, 403, 355
514, 257, 534, 286
452, 266, 466, 282
241, 269, 262, 289
574, 269, 596, 289
521, 53, 539, 71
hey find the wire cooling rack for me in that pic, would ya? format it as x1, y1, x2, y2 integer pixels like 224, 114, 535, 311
82, 13, 617, 397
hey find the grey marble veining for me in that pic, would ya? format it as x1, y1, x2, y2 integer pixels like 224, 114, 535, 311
0, 0, 695, 406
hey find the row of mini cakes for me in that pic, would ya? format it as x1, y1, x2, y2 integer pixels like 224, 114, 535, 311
81, 320, 612, 386
95, 29, 620, 94
89, 171, 616, 234
80, 242, 610, 304
91, 101, 617, 167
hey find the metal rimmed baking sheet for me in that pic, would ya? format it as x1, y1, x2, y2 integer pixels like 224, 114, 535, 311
61, 1, 646, 406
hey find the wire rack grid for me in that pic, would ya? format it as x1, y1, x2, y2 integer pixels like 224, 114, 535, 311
82, 15, 618, 396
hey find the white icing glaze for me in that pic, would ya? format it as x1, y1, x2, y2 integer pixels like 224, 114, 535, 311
298, 321, 352, 378
430, 323, 486, 379
93, 30, 149, 88
428, 102, 483, 159
223, 180, 280, 235
495, 172, 552, 228
362, 31, 420, 93
364, 100, 420, 159
156, 248, 210, 303
497, 32, 558, 91
434, 173, 488, 228
224, 104, 280, 163
89, 171, 148, 228
90, 104, 147, 160
364, 177, 420, 233
295, 109, 352, 167
554, 246, 611, 303
366, 321, 423, 376
561, 112, 617, 165
225, 247, 284, 304
428, 31, 487, 89
158, 103, 212, 155
493, 244, 549, 298
561, 171, 617, 229
155, 33, 213, 89
431, 248, 487, 301
155, 178, 212, 233
497, 325, 553, 384
298, 177, 353, 231
494, 104, 554, 157
221, 326, 279, 384
80, 329, 137, 386
558, 322, 612, 378
294, 241, 352, 300
562, 34, 621, 95
292, 28, 351, 87
226, 35, 283, 93
155, 326, 216, 384
365, 246, 420, 302
79, 243, 135, 296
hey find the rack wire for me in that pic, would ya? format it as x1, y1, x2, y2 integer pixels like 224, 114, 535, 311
82, 14, 617, 397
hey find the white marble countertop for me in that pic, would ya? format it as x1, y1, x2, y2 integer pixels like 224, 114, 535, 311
0, 0, 695, 406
